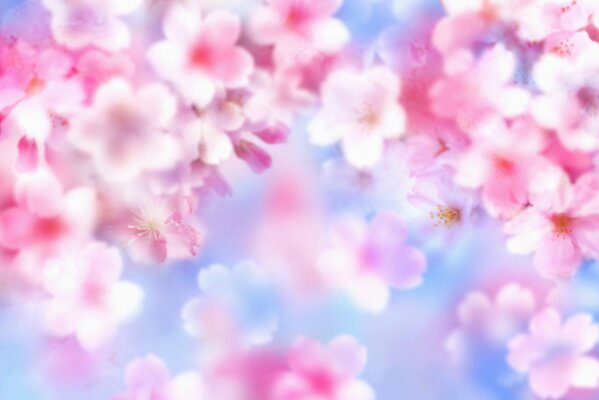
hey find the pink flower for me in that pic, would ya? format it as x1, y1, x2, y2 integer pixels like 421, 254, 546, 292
430, 45, 530, 133
41, 242, 143, 351
148, 4, 254, 107
250, 0, 349, 68
42, 0, 142, 51
68, 79, 181, 182
272, 336, 375, 400
113, 354, 205, 400
507, 308, 599, 399
514, 0, 597, 41
446, 283, 537, 364
530, 31, 599, 152
317, 213, 426, 312
309, 67, 406, 167
455, 117, 548, 218
408, 167, 478, 239
122, 199, 202, 265
181, 262, 278, 351
504, 169, 599, 279
244, 69, 315, 126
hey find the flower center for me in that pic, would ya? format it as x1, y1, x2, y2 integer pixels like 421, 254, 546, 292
550, 213, 573, 237
577, 87, 599, 116
26, 76, 45, 95
493, 156, 515, 175
430, 205, 461, 226
358, 104, 380, 132
550, 39, 574, 57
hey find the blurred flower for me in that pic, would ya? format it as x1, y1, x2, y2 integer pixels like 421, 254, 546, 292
68, 78, 181, 182
41, 242, 143, 351
42, 0, 142, 51
113, 354, 206, 400
430, 45, 530, 133
446, 283, 538, 365
272, 335, 375, 400
181, 262, 279, 350
309, 67, 406, 168
318, 212, 426, 313
249, 0, 349, 68
507, 308, 599, 399
148, 3, 254, 107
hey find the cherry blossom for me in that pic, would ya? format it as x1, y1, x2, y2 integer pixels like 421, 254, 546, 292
317, 213, 426, 313
507, 308, 599, 399
430, 44, 531, 133
42, 0, 143, 51
530, 32, 599, 152
41, 241, 143, 351
272, 336, 375, 400
309, 67, 406, 167
148, 3, 254, 107
504, 169, 599, 279
120, 198, 202, 265
446, 283, 538, 364
408, 167, 479, 239
112, 354, 206, 400
250, 0, 349, 68
181, 262, 279, 348
454, 117, 548, 218
68, 78, 181, 182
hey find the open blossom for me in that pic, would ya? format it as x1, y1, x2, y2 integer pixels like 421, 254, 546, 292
309, 67, 406, 168
446, 283, 537, 364
530, 31, 599, 152
42, 0, 143, 51
504, 169, 599, 279
317, 213, 426, 313
455, 117, 548, 218
272, 336, 375, 400
507, 308, 599, 399
181, 262, 279, 348
244, 69, 315, 127
430, 44, 530, 133
121, 198, 202, 265
250, 0, 349, 67
408, 167, 478, 239
68, 78, 181, 182
41, 242, 143, 351
148, 3, 254, 107
112, 354, 205, 400
514, 0, 598, 41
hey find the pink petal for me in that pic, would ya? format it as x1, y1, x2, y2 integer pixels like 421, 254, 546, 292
235, 140, 272, 173
533, 235, 582, 279
327, 335, 367, 379
16, 136, 39, 172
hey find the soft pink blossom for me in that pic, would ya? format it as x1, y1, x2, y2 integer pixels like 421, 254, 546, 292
317, 213, 426, 313
309, 67, 406, 167
430, 45, 530, 133
505, 169, 599, 279
530, 32, 599, 152
42, 0, 143, 51
68, 78, 181, 182
250, 0, 349, 68
455, 117, 548, 218
507, 308, 599, 399
148, 3, 254, 107
113, 354, 205, 400
41, 242, 143, 350
121, 199, 202, 265
446, 283, 538, 364
272, 336, 375, 400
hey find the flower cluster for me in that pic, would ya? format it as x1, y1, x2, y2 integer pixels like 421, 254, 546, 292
4, 0, 599, 399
